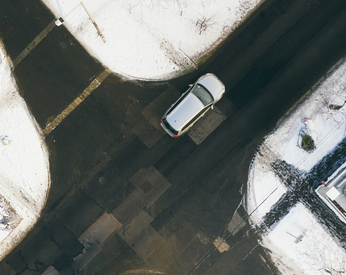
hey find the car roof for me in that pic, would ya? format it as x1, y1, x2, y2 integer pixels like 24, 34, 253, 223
166, 93, 204, 131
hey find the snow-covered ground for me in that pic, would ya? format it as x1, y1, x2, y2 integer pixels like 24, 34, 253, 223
0, 44, 50, 261
263, 203, 346, 275
0, 0, 264, 262
0, 0, 265, 262
247, 57, 346, 275
264, 57, 346, 171
42, 0, 264, 80
2, 0, 345, 272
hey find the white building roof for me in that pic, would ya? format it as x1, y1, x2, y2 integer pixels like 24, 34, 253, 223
326, 187, 340, 201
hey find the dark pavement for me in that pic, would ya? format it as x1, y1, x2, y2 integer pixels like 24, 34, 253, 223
1, 0, 346, 274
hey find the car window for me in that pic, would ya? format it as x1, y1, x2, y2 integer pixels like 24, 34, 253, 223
191, 84, 213, 106
182, 106, 210, 131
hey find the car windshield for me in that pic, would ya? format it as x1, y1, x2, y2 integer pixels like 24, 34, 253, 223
191, 84, 213, 106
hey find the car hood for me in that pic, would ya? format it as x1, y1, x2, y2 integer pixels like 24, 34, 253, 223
166, 93, 204, 130
198, 74, 225, 101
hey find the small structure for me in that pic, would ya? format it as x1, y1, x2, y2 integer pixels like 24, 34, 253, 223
316, 164, 346, 223
54, 2, 106, 43
326, 187, 340, 201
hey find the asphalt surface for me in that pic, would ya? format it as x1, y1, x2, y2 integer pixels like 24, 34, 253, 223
1, 0, 346, 274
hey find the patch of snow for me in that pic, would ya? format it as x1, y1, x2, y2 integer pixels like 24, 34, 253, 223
247, 56, 346, 275
263, 203, 346, 275
0, 44, 50, 261
264, 57, 346, 171
246, 152, 286, 225
42, 0, 264, 80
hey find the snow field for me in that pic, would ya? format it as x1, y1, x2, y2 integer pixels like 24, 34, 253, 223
246, 154, 287, 225
0, 0, 265, 263
42, 0, 264, 79
0, 44, 50, 260
263, 203, 346, 275
247, 56, 346, 275
264, 57, 346, 171
2, 0, 346, 272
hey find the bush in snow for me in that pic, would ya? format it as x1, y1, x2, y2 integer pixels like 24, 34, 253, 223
301, 134, 316, 152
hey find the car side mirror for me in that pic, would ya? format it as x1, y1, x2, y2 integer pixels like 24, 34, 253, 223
189, 84, 193, 87
211, 105, 214, 110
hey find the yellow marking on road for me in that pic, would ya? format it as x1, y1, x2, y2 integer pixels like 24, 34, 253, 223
12, 20, 56, 67
40, 69, 110, 137
118, 270, 165, 275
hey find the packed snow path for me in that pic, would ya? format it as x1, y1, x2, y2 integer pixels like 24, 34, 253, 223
256, 141, 346, 247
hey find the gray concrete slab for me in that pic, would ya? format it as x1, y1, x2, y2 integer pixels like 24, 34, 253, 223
144, 241, 175, 271
20, 226, 62, 268
42, 266, 60, 275
215, 96, 237, 118
153, 134, 197, 177
51, 226, 84, 258
150, 209, 185, 240
22, 269, 47, 275
82, 163, 136, 213
144, 222, 198, 270
132, 118, 164, 148
228, 212, 247, 236
55, 191, 104, 238
130, 167, 171, 208
119, 211, 165, 261
52, 252, 72, 273
69, 210, 122, 272
111, 134, 177, 180
162, 221, 199, 258
6, 251, 27, 273
112, 193, 144, 225
166, 237, 212, 274
81, 239, 140, 275
203, 251, 240, 275
0, 260, 16, 275
78, 212, 123, 245
141, 85, 181, 134
72, 242, 102, 272
188, 106, 227, 145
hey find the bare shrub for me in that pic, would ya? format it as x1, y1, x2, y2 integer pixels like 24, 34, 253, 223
195, 15, 215, 35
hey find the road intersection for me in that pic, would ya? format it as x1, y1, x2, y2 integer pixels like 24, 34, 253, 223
1, 0, 346, 274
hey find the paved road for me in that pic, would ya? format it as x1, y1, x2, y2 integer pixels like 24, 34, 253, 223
1, 0, 346, 274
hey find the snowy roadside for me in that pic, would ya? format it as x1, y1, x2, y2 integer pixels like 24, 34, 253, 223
0, 43, 50, 261
0, 0, 265, 264
262, 203, 346, 275
264, 56, 346, 172
42, 0, 264, 80
246, 56, 346, 275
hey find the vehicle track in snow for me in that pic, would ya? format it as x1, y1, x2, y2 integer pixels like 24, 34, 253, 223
260, 138, 346, 247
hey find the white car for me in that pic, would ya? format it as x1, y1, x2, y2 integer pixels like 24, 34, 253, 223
160, 73, 225, 137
